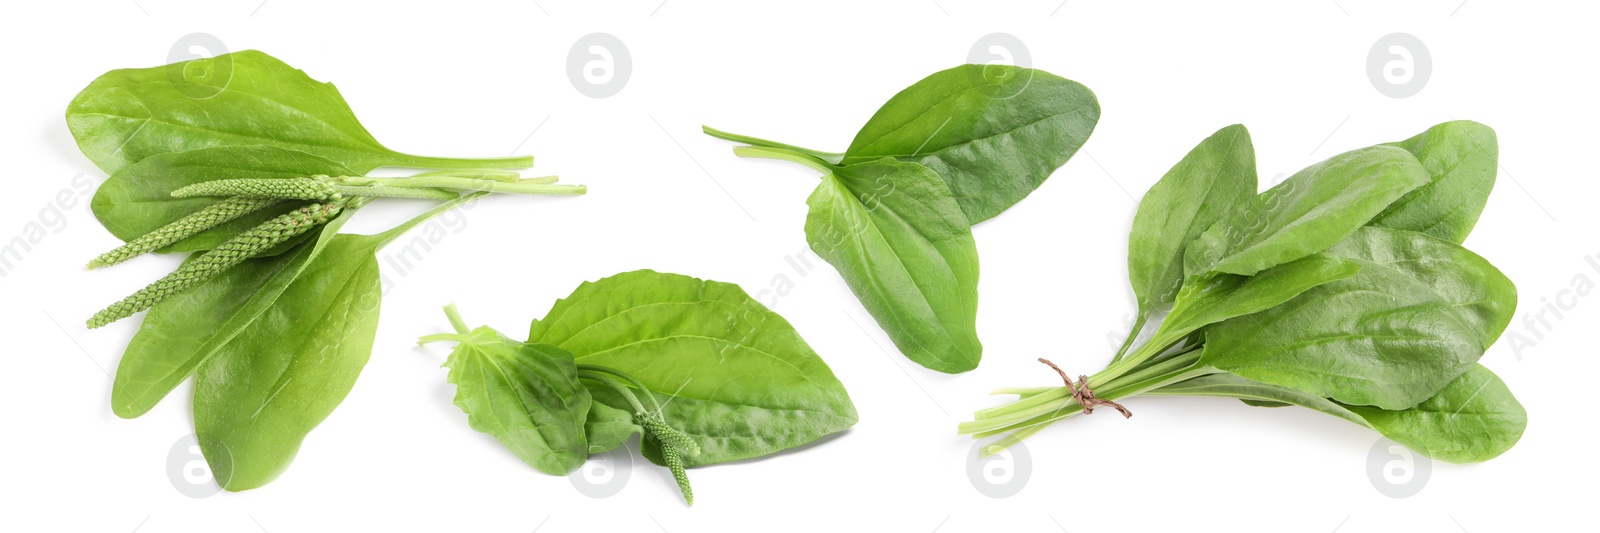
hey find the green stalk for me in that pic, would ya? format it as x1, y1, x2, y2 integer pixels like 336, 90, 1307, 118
960, 349, 1205, 435
333, 185, 459, 201
373, 193, 485, 247
349, 175, 584, 196
580, 372, 651, 414
1108, 312, 1149, 364
966, 363, 1218, 455
701, 125, 843, 164
390, 153, 534, 170
409, 169, 523, 182
442, 302, 471, 335
731, 146, 837, 175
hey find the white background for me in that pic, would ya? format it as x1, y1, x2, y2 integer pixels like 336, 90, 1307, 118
2, 1, 1595, 531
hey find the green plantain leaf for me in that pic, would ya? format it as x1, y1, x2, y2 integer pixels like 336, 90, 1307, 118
582, 385, 641, 455
111, 213, 351, 418
193, 233, 384, 491
527, 270, 858, 467
804, 158, 981, 372
1152, 364, 1525, 463
1127, 124, 1258, 314
1152, 254, 1361, 348
840, 64, 1100, 223
1202, 254, 1483, 410
1369, 121, 1498, 244
1186, 145, 1431, 277
1324, 226, 1517, 346
441, 332, 591, 475
66, 50, 530, 174
1346, 363, 1525, 463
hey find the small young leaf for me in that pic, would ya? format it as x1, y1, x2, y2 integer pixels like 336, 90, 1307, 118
528, 270, 858, 467
1128, 124, 1258, 313
1156, 254, 1361, 345
583, 386, 641, 455
804, 158, 981, 373
1369, 121, 1498, 244
1186, 145, 1431, 277
840, 64, 1100, 223
441, 333, 591, 475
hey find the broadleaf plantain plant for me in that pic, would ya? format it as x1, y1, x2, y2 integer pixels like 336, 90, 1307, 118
73, 52, 584, 490
704, 64, 1100, 373
961, 121, 1526, 464
424, 270, 858, 506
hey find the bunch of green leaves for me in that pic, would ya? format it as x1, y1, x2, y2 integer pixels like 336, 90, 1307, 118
704, 64, 1100, 373
423, 270, 858, 506
960, 121, 1525, 463
73, 51, 583, 490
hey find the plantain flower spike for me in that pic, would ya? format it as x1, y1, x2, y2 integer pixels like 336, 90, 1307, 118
170, 176, 340, 200
87, 197, 282, 269
639, 414, 701, 456
661, 443, 694, 506
86, 200, 347, 328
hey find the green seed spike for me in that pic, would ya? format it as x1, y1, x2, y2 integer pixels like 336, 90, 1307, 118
662, 443, 694, 506
171, 177, 340, 200
87, 197, 282, 269
639, 414, 702, 456
86, 200, 347, 328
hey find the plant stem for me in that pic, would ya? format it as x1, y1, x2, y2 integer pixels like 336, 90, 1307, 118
441, 303, 470, 335
409, 169, 523, 182
392, 154, 534, 170
990, 386, 1057, 397
581, 372, 650, 414
1109, 312, 1149, 364
960, 348, 1206, 436
732, 146, 837, 175
577, 364, 665, 414
334, 185, 459, 200
964, 363, 1218, 453
350, 176, 584, 196
701, 125, 843, 164
374, 192, 485, 247
1088, 326, 1192, 389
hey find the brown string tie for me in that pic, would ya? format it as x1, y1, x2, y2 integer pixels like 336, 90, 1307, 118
1038, 358, 1132, 418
